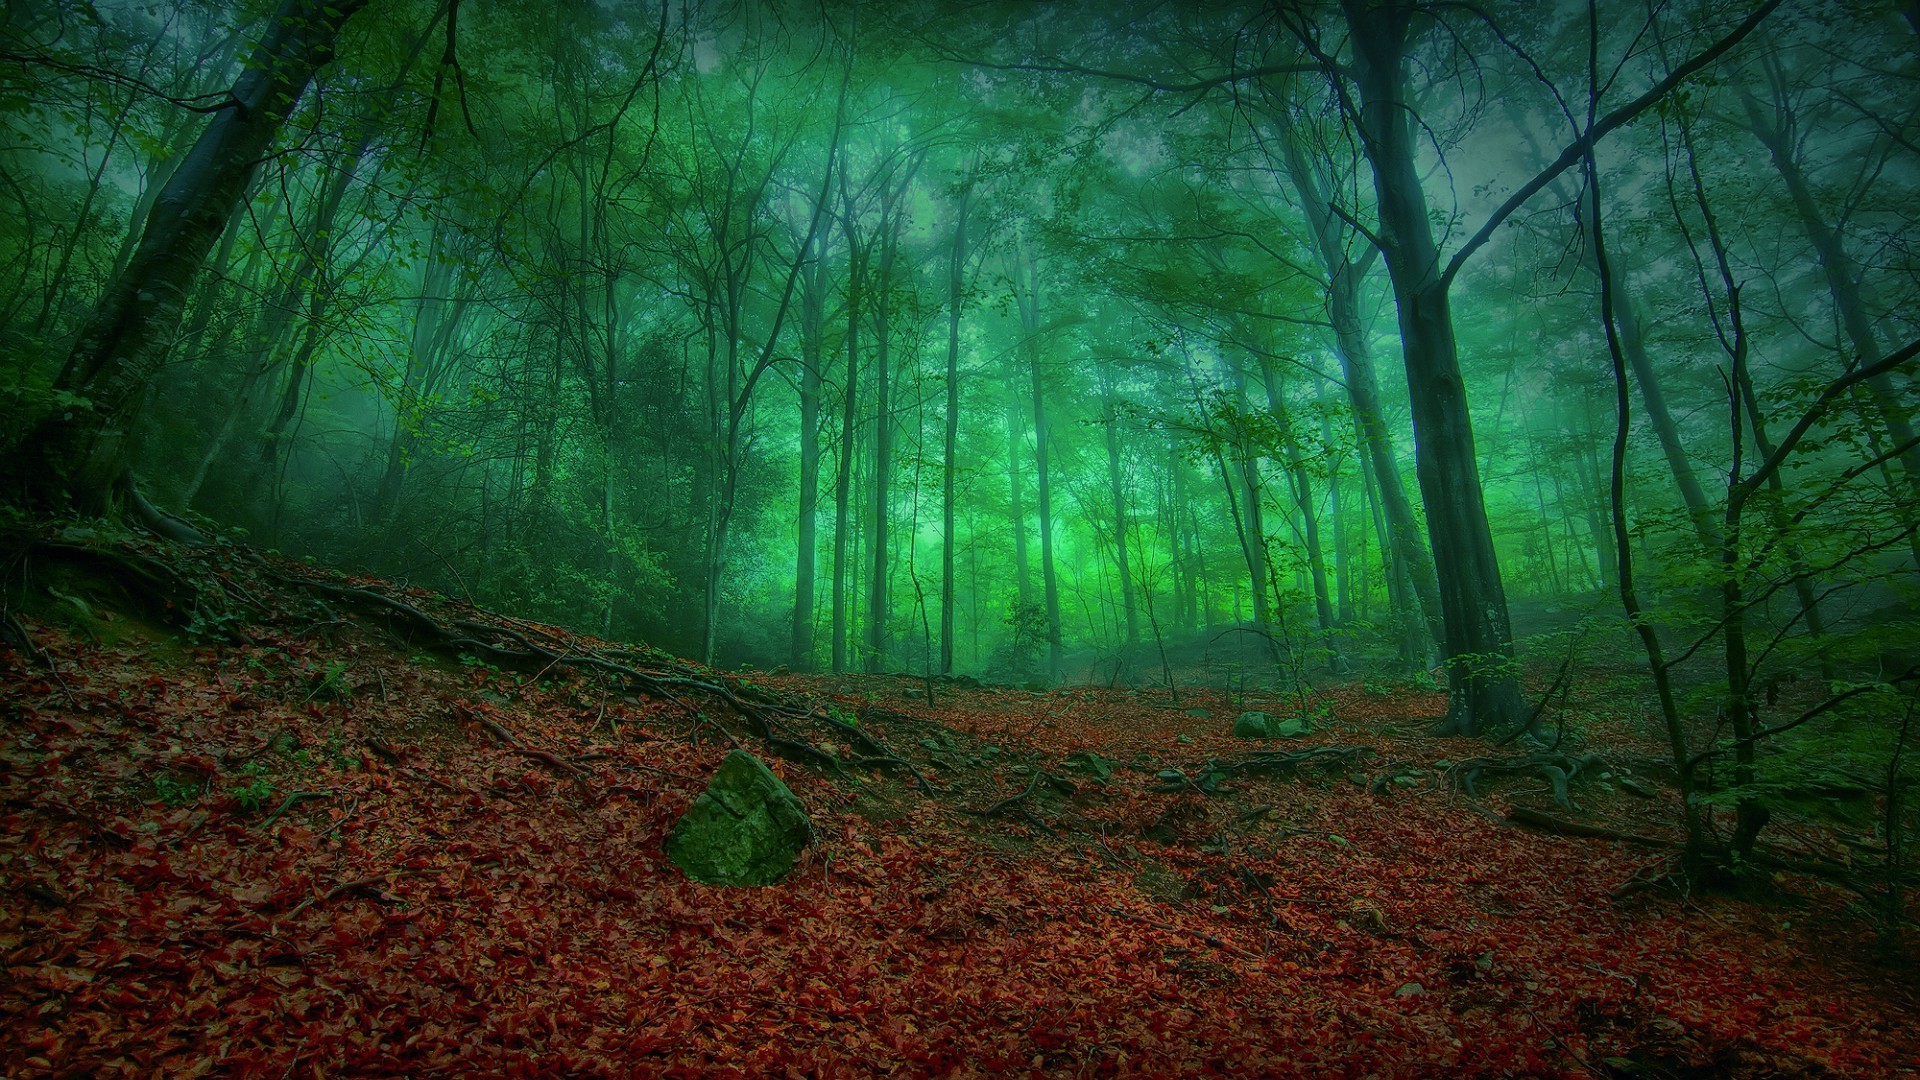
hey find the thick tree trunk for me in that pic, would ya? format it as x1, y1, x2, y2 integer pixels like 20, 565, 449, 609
1343, 2, 1525, 735
22, 0, 369, 513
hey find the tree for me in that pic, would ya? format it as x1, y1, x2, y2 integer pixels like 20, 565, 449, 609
18, 0, 370, 517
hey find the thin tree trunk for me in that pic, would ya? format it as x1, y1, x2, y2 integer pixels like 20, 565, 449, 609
1741, 75, 1920, 569
1100, 365, 1139, 647
1018, 247, 1063, 679
1006, 350, 1032, 607
940, 183, 971, 675
792, 237, 826, 671
867, 211, 896, 673
832, 220, 866, 673
1281, 133, 1441, 660
1262, 359, 1338, 664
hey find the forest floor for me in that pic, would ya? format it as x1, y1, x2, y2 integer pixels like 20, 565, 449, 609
2, 523, 1916, 1077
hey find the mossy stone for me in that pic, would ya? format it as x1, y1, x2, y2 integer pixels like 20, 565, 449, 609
1232, 710, 1272, 738
665, 750, 812, 886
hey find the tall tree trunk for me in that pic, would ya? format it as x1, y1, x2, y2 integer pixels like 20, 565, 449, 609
1016, 246, 1062, 678
1322, 404, 1354, 625
867, 208, 898, 673
832, 224, 866, 673
1741, 75, 1920, 569
791, 238, 827, 671
1280, 133, 1441, 661
1343, 1, 1526, 735
21, 0, 369, 513
940, 183, 971, 675
1579, 205, 1718, 546
1005, 352, 1032, 608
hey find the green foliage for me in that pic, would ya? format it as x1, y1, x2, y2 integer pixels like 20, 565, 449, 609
229, 760, 277, 815
152, 771, 205, 808
986, 598, 1049, 680
184, 605, 248, 645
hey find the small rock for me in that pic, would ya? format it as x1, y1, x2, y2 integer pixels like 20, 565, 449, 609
1394, 982, 1425, 998
1184, 708, 1213, 719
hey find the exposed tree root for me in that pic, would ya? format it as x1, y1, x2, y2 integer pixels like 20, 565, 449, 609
1447, 751, 1607, 809
980, 768, 1076, 819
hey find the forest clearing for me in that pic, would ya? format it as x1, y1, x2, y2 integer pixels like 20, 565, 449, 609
4, 0, 1920, 1074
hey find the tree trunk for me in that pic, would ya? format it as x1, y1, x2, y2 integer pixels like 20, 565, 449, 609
1261, 359, 1339, 665
1005, 350, 1032, 608
1742, 76, 1920, 570
1017, 247, 1063, 679
791, 236, 827, 671
1579, 204, 1718, 547
1099, 365, 1139, 647
940, 183, 971, 675
831, 220, 866, 673
867, 208, 897, 673
1343, 1, 1526, 735
21, 0, 369, 513
1280, 133, 1441, 662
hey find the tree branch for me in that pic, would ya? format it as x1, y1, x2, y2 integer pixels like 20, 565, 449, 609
1440, 0, 1783, 290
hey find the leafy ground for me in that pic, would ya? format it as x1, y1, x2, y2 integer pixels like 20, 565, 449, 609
2, 529, 1916, 1076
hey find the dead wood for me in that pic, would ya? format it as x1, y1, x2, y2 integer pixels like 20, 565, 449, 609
1503, 806, 1675, 848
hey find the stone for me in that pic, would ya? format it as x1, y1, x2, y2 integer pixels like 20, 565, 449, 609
1269, 715, 1312, 739
665, 751, 812, 886
1232, 710, 1272, 738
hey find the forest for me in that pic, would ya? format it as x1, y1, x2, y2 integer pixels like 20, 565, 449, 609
2, 0, 1918, 1074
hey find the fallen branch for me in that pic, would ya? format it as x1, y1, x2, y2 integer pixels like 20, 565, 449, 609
276, 867, 443, 924
1503, 806, 1674, 849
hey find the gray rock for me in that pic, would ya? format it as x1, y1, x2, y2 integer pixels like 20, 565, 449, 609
665, 751, 812, 886
1232, 710, 1272, 738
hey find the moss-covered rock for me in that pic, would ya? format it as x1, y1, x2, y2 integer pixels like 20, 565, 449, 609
1234, 710, 1312, 739
665, 750, 812, 886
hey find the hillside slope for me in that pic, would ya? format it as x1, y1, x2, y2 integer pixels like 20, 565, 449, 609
1, 524, 1914, 1076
